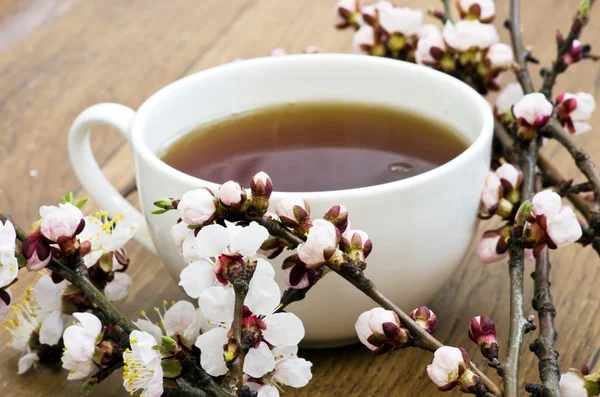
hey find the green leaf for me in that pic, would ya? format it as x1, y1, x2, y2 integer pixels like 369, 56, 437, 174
80, 380, 96, 394
163, 379, 179, 390
151, 208, 168, 215
161, 359, 183, 379
16, 253, 26, 269
585, 379, 600, 396
92, 347, 103, 366
95, 330, 105, 345
75, 198, 88, 209
61, 191, 75, 205
578, 0, 591, 20
161, 335, 177, 350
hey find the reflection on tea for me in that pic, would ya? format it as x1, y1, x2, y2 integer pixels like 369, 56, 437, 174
160, 102, 468, 192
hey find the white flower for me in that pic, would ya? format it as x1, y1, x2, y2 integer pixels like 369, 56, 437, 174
495, 163, 522, 191
531, 190, 582, 249
18, 351, 40, 375
35, 275, 67, 345
248, 346, 313, 396
180, 221, 270, 298
123, 330, 164, 397
297, 219, 339, 268
178, 188, 218, 226
355, 308, 407, 352
486, 43, 513, 69
275, 197, 310, 228
476, 231, 507, 263
355, 307, 387, 351
559, 370, 588, 397
378, 7, 423, 36
512, 93, 553, 127
219, 181, 246, 207
40, 202, 84, 243
0, 288, 12, 321
427, 346, 466, 390
341, 229, 372, 254
457, 0, 496, 22
442, 20, 499, 51
78, 213, 138, 268
353, 25, 379, 54
135, 300, 205, 349
333, 0, 363, 28
496, 83, 524, 115
480, 172, 502, 215
6, 288, 41, 374
104, 272, 132, 302
0, 220, 18, 288
196, 275, 304, 378
61, 312, 102, 380
416, 25, 446, 65
557, 92, 597, 135
170, 220, 192, 247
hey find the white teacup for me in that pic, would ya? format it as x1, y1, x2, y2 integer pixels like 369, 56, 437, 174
68, 54, 493, 347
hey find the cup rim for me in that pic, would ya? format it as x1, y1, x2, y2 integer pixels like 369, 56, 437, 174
132, 54, 493, 199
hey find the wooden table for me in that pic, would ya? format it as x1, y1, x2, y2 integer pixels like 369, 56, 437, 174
1, 1, 599, 396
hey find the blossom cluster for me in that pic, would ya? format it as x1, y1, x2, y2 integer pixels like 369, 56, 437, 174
336, 0, 513, 94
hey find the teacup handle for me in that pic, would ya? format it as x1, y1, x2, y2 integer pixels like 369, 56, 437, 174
68, 103, 157, 254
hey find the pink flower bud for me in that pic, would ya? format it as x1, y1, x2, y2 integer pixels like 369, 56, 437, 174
353, 25, 385, 56
468, 316, 498, 360
485, 43, 513, 70
496, 82, 524, 116
479, 172, 502, 217
457, 0, 496, 23
512, 93, 553, 139
529, 190, 582, 250
275, 197, 311, 231
476, 228, 509, 263
218, 181, 247, 208
340, 229, 372, 261
178, 188, 218, 226
427, 346, 469, 391
22, 227, 52, 271
250, 172, 273, 215
323, 204, 349, 233
40, 203, 85, 243
495, 163, 522, 195
559, 369, 588, 397
355, 307, 408, 354
333, 0, 363, 29
556, 92, 597, 135
282, 254, 318, 289
563, 39, 584, 66
416, 25, 450, 68
442, 20, 499, 52
409, 306, 437, 334
297, 219, 340, 268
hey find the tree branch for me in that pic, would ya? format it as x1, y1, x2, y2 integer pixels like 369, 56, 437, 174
529, 249, 561, 397
230, 284, 249, 390
328, 262, 502, 396
542, 118, 600, 202
540, 0, 596, 98
506, 0, 535, 94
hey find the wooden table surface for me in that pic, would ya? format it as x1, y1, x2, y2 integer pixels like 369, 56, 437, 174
1, 1, 599, 396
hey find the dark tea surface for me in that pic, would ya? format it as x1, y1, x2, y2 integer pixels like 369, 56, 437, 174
160, 102, 468, 192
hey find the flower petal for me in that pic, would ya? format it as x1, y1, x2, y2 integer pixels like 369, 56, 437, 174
39, 309, 64, 346
164, 301, 197, 338
246, 276, 281, 316
195, 327, 229, 376
18, 352, 39, 375
73, 312, 103, 340
263, 313, 305, 346
179, 261, 216, 299
199, 286, 235, 323
254, 258, 275, 278
230, 222, 270, 256
195, 224, 232, 258
104, 272, 132, 302
243, 342, 276, 378
133, 319, 163, 343
532, 190, 562, 217
257, 385, 280, 397
275, 356, 313, 388
546, 206, 582, 248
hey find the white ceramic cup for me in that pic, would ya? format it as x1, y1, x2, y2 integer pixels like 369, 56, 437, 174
68, 54, 493, 347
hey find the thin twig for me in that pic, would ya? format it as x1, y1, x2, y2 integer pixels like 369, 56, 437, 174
540, 0, 596, 98
530, 249, 561, 397
506, 0, 535, 94
543, 119, 600, 202
328, 263, 502, 396
442, 0, 452, 22
230, 284, 249, 389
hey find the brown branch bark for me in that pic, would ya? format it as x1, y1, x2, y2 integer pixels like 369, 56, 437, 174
542, 119, 600, 202
328, 262, 502, 397
230, 284, 248, 390
506, 0, 534, 94
529, 249, 561, 397
540, 0, 596, 98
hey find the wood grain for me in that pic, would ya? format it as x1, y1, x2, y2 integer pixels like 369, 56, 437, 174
1, 1, 599, 396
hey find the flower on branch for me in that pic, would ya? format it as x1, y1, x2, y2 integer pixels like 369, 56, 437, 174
427, 346, 480, 392
480, 163, 522, 219
378, 6, 423, 54
524, 190, 582, 256
177, 188, 218, 227
61, 312, 103, 380
512, 93, 554, 140
409, 306, 437, 334
218, 181, 247, 209
22, 226, 52, 271
250, 172, 273, 215
556, 92, 597, 135
468, 316, 498, 360
245, 345, 313, 397
485, 43, 513, 70
457, 0, 496, 23
123, 330, 164, 397
134, 300, 205, 349
323, 204, 349, 233
40, 203, 85, 244
196, 272, 305, 378
560, 37, 585, 66
495, 82, 524, 120
340, 229, 372, 262
275, 197, 312, 233
355, 307, 409, 354
353, 25, 385, 56
334, 0, 363, 29
282, 254, 320, 290
559, 368, 598, 397
476, 225, 511, 263
415, 25, 453, 71
179, 221, 269, 298
297, 219, 341, 268
442, 20, 499, 54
